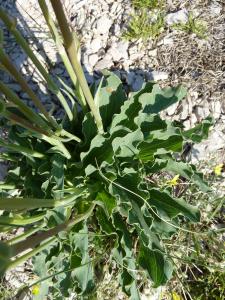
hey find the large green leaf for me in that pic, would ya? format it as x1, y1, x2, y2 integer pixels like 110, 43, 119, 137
81, 112, 98, 149
96, 206, 115, 234
95, 71, 127, 130
140, 84, 186, 114
112, 213, 140, 299
135, 113, 167, 137
138, 243, 173, 287
32, 250, 51, 300
70, 223, 95, 295
51, 154, 65, 197
165, 159, 210, 192
0, 241, 12, 276
182, 116, 213, 143
149, 188, 200, 222
139, 126, 183, 162
112, 128, 143, 158
81, 126, 131, 174
96, 190, 116, 216
110, 82, 155, 133
107, 170, 175, 287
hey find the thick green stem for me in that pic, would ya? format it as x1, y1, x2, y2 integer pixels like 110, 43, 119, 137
50, 0, 103, 133
6, 203, 95, 271
0, 48, 57, 127
1, 101, 74, 158
6, 227, 42, 246
0, 153, 17, 162
38, 0, 87, 111
0, 9, 73, 121
3, 109, 50, 136
12, 203, 95, 255
0, 212, 45, 226
0, 138, 45, 158
42, 135, 71, 159
0, 188, 85, 211
0, 81, 50, 131
7, 237, 57, 271
0, 183, 15, 189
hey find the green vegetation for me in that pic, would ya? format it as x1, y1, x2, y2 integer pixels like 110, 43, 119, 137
123, 10, 165, 41
0, 0, 217, 299
166, 158, 225, 299
131, 0, 163, 10
124, 0, 165, 41
173, 13, 207, 39
124, 2, 207, 41
186, 270, 225, 299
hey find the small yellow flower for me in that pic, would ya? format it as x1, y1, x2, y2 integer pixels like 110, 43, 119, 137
166, 174, 180, 186
172, 291, 183, 300
31, 285, 40, 296
214, 164, 223, 176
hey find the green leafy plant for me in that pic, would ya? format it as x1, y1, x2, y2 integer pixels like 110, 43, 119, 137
173, 12, 207, 39
186, 269, 225, 300
166, 159, 225, 300
123, 10, 165, 41
0, 0, 213, 299
132, 0, 163, 10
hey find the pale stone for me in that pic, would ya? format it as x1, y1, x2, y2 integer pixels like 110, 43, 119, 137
210, 2, 222, 16
88, 53, 99, 67
166, 9, 188, 26
96, 15, 112, 34
151, 71, 169, 81
212, 101, 221, 119
95, 54, 113, 70
167, 102, 179, 116
90, 38, 102, 53
148, 49, 158, 57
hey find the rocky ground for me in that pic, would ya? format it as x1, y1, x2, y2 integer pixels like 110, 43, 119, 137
0, 0, 224, 158
0, 0, 224, 299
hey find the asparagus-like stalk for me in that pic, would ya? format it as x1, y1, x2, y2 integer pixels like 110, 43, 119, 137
0, 48, 57, 127
4, 110, 50, 136
0, 188, 85, 211
6, 203, 95, 270
0, 81, 51, 131
50, 0, 104, 133
0, 9, 73, 121
0, 139, 45, 158
6, 227, 42, 246
0, 213, 45, 226
0, 97, 50, 136
38, 0, 87, 111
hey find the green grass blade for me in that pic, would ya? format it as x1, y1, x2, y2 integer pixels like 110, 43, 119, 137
0, 183, 16, 189
0, 81, 50, 130
0, 9, 73, 121
0, 197, 58, 210
0, 213, 45, 226
50, 0, 103, 132
38, 0, 87, 111
0, 138, 45, 158
6, 227, 42, 246
0, 48, 57, 127
0, 189, 86, 211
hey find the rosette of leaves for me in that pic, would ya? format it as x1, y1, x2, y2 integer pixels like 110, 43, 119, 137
0, 1, 212, 299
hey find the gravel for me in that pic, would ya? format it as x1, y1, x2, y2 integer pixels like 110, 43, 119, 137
0, 0, 224, 167
165, 9, 189, 26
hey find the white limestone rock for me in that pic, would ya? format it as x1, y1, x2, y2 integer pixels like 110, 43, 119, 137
166, 9, 189, 26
